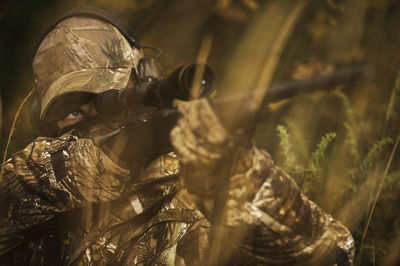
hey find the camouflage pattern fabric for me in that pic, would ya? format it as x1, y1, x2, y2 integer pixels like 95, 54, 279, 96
171, 99, 355, 265
32, 16, 144, 120
0, 99, 354, 265
0, 135, 202, 265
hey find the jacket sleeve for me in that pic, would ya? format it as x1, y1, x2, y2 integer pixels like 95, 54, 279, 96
0, 134, 130, 256
221, 146, 355, 265
170, 98, 354, 265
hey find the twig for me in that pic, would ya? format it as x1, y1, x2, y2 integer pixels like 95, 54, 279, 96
356, 132, 400, 265
0, 88, 34, 182
383, 70, 400, 135
191, 35, 213, 100
206, 1, 308, 265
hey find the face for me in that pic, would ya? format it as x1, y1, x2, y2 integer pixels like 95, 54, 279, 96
55, 78, 135, 132
56, 101, 98, 130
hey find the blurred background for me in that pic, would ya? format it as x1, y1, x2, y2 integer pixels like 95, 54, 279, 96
1, 0, 400, 265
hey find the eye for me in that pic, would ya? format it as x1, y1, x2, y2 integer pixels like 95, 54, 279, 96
56, 102, 97, 130
65, 110, 84, 120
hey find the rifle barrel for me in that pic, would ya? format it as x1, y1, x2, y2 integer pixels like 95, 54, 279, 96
211, 64, 366, 130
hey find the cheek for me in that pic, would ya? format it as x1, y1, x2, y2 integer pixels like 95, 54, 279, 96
56, 120, 71, 129
56, 116, 83, 129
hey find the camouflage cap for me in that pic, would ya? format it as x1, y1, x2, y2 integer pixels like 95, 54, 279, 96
33, 16, 144, 120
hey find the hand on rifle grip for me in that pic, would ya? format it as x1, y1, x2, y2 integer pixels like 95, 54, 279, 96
170, 98, 231, 196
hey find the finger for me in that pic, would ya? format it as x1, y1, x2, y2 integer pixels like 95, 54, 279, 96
195, 99, 227, 144
178, 99, 227, 144
174, 118, 221, 165
177, 100, 208, 139
170, 125, 197, 163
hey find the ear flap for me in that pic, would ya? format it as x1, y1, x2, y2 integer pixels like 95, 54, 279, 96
136, 57, 163, 83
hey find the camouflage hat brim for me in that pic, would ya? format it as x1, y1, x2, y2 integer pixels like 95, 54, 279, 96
40, 67, 131, 119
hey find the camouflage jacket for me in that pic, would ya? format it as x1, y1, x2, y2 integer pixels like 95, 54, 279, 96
0, 133, 354, 265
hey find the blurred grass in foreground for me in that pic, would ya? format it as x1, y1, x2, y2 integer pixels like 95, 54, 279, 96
1, 0, 400, 265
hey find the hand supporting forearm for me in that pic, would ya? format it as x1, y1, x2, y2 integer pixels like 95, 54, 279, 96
225, 148, 355, 265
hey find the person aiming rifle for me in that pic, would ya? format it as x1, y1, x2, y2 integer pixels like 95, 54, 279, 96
0, 8, 354, 265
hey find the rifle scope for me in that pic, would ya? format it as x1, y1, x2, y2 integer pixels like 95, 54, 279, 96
95, 64, 215, 115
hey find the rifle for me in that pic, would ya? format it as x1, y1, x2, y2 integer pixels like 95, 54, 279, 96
93, 63, 366, 163
90, 63, 367, 265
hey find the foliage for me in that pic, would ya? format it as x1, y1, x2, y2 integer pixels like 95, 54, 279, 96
276, 124, 297, 171
276, 124, 336, 196
1, 0, 400, 265
336, 91, 360, 163
272, 87, 400, 265
310, 131, 336, 174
